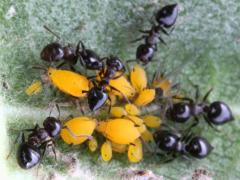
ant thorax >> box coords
[176,141,184,153]
[192,104,205,116]
[146,34,159,46]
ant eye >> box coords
[207,101,234,125]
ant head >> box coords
[106,56,124,71]
[153,130,179,152]
[43,116,62,138]
[40,42,64,62]
[167,102,191,123]
[136,44,154,64]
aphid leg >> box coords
[202,88,213,102]
[62,125,93,140]
[108,85,131,104]
[130,35,147,43]
[203,115,220,132]
[6,132,25,159]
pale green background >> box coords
[1,0,240,179]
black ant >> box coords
[167,87,234,129]
[83,56,128,111]
[40,26,80,71]
[7,116,62,169]
[153,128,213,162]
[77,41,104,71]
[130,4,179,65]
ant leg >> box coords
[130,35,147,43]
[107,96,112,113]
[6,132,25,159]
[108,85,131,104]
[126,59,136,73]
[158,36,167,46]
[62,126,93,140]
[74,99,85,115]
[172,95,194,103]
[202,88,213,102]
[112,70,125,79]
[139,29,151,34]
[56,61,66,69]
[87,75,97,80]
[203,115,219,132]
[159,26,170,36]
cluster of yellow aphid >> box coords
[26,64,172,163]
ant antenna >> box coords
[43,25,61,40]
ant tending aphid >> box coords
[13,116,62,169]
[167,87,234,129]
[130,4,179,65]
[40,26,80,70]
[153,129,213,162]
[84,56,128,111]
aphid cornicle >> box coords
[167,88,234,128]
[153,129,213,160]
[16,117,61,169]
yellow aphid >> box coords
[153,75,171,96]
[125,104,140,116]
[101,141,112,162]
[128,139,143,163]
[130,65,147,92]
[88,137,98,152]
[143,115,161,128]
[134,89,155,106]
[111,142,127,153]
[48,68,89,97]
[111,107,127,118]
[25,81,42,96]
[126,115,144,126]
[141,129,154,142]
[60,117,96,145]
[137,124,147,134]
[96,119,141,145]
[109,76,135,98]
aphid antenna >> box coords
[62,125,93,140]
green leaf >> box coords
[1,0,240,179]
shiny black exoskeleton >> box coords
[167,88,234,128]
[133,4,178,65]
[84,57,126,111]
[40,42,79,66]
[16,117,61,169]
[153,130,213,160]
[78,41,103,70]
